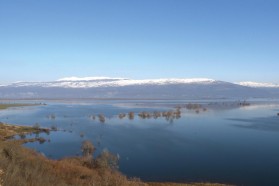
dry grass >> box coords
[0,168,3,186]
[0,122,49,140]
[0,103,40,110]
[0,140,145,186]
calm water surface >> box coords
[1,100,279,186]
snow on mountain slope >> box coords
[6,77,217,88]
[237,81,279,88]
[57,77,127,81]
[1,77,279,99]
[4,77,279,89]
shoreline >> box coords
[0,103,43,110]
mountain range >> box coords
[0,77,279,99]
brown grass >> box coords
[0,140,145,186]
[0,103,40,110]
[0,122,49,140]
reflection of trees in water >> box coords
[118,113,126,119]
[98,114,105,123]
[46,114,56,120]
[89,115,96,120]
[81,140,119,170]
[175,103,211,114]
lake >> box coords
[1,99,279,186]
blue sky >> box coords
[0,0,278,84]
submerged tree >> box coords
[174,108,181,119]
[138,112,147,119]
[128,112,135,120]
[95,149,119,170]
[81,140,95,158]
[33,123,40,129]
[118,113,126,119]
[153,111,161,119]
[98,114,106,123]
[89,115,96,120]
[47,114,56,120]
[50,125,58,131]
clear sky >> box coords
[0,0,278,84]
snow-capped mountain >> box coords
[7,77,216,88]
[56,77,125,81]
[237,81,279,88]
[0,77,278,99]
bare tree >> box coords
[128,112,135,120]
[98,114,105,123]
[95,149,119,170]
[81,140,95,158]
[118,113,126,119]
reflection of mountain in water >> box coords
[229,116,279,132]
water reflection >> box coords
[229,116,279,132]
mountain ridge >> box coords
[2,77,279,88]
[3,77,217,88]
[0,77,278,99]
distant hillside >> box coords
[0,77,278,99]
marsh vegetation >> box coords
[47,114,56,120]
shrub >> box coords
[33,123,40,129]
[80,132,85,138]
[81,140,95,158]
[95,149,119,170]
[128,112,135,120]
[118,113,126,119]
[98,114,106,123]
[50,125,58,131]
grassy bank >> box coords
[0,103,42,110]
[0,122,50,142]
[0,140,145,186]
